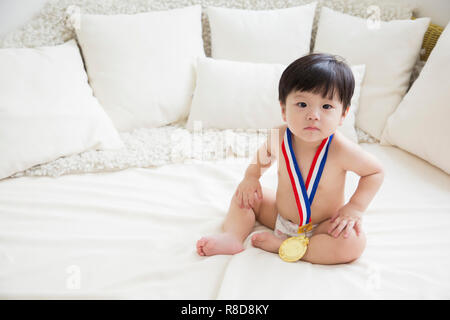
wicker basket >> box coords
[413,17,444,61]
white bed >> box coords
[1,143,449,299]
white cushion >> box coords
[337,64,366,143]
[313,7,430,140]
[207,3,317,65]
[0,40,123,180]
[381,23,450,174]
[187,57,286,130]
[74,5,205,131]
[186,57,365,143]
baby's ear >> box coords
[280,103,287,121]
[339,106,349,125]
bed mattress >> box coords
[0,143,449,299]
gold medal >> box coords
[278,235,309,262]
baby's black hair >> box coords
[278,53,355,114]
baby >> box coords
[196,53,384,265]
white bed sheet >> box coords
[0,143,449,299]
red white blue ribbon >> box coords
[281,127,333,229]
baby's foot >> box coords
[251,232,284,254]
[196,233,244,256]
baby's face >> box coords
[280,90,347,142]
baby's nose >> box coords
[307,110,320,120]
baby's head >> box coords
[278,53,355,141]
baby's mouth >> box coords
[304,126,320,131]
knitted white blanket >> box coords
[10,122,270,178]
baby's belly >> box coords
[276,184,345,225]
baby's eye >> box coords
[322,104,333,110]
[297,102,307,108]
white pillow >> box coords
[186,57,365,143]
[207,3,317,65]
[337,64,366,143]
[186,57,286,130]
[313,7,430,140]
[381,23,450,174]
[73,5,205,131]
[0,40,123,180]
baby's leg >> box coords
[251,218,366,263]
[196,187,277,256]
[300,218,366,265]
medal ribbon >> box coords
[281,127,333,230]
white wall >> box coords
[411,0,450,26]
[0,0,47,37]
[0,0,449,38]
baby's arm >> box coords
[329,136,384,238]
[245,128,278,179]
[237,127,280,209]
[340,142,384,212]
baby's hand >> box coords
[234,177,263,210]
[328,203,363,238]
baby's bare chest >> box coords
[275,148,346,224]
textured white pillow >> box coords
[0,40,123,180]
[186,57,365,143]
[314,7,430,140]
[381,23,450,174]
[207,3,317,65]
[74,5,205,131]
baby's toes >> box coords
[201,238,217,255]
[198,237,210,247]
[251,232,265,245]
[196,245,204,256]
[196,238,207,255]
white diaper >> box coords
[274,214,317,239]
